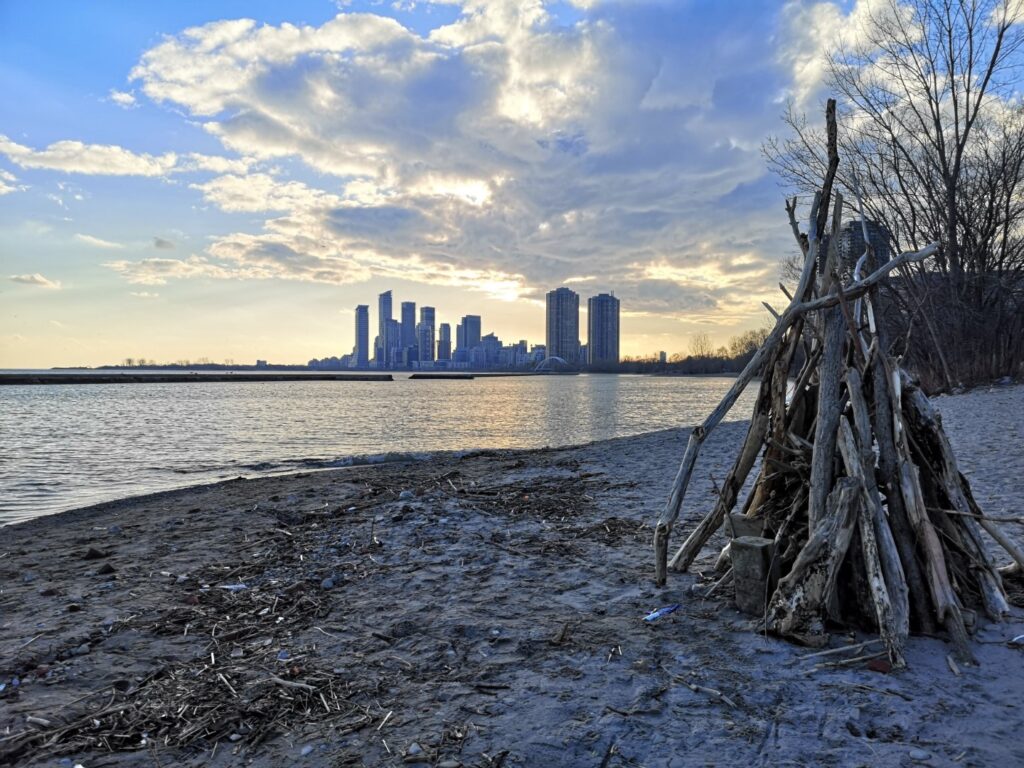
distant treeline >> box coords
[616,327,774,375]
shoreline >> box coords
[2,386,1023,766]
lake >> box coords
[0,373,758,524]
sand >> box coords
[1,382,1023,767]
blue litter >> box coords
[643,604,681,622]
[277,650,290,661]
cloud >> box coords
[109,89,137,108]
[75,233,124,249]
[153,237,175,249]
[104,255,234,285]
[130,291,160,298]
[104,3,798,319]
[0,168,17,195]
[0,135,250,177]
[10,273,62,289]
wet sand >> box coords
[1,383,1022,767]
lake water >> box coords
[0,373,758,525]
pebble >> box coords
[96,563,116,575]
[909,748,931,762]
[399,490,415,500]
[83,547,108,560]
[107,525,123,535]
[72,643,91,656]
[277,650,290,661]
[407,742,423,755]
[437,761,461,768]
[300,745,314,756]
[320,577,335,590]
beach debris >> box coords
[218,583,247,592]
[82,547,108,560]
[1009,634,1024,647]
[300,744,314,756]
[652,100,1021,668]
[643,604,680,622]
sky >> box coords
[0,0,853,368]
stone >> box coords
[731,536,777,616]
[320,577,336,590]
[107,525,123,535]
[96,563,116,575]
[399,490,415,500]
[407,743,423,755]
[300,745,314,756]
[83,547,108,560]
[909,748,931,762]
[72,643,90,656]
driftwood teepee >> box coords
[652,102,1024,666]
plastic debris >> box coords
[643,604,681,622]
[1009,634,1024,647]
[218,584,247,592]
[277,650,290,661]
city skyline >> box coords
[325,284,621,370]
[1,2,850,368]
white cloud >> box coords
[104,255,234,285]
[0,135,250,177]
[130,291,160,298]
[75,233,124,249]
[109,89,137,108]
[10,273,62,289]
[0,167,17,195]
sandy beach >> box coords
[2,383,1023,768]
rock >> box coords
[230,647,244,659]
[909,748,931,762]
[83,547,108,560]
[67,603,82,613]
[320,577,335,590]
[437,761,462,768]
[176,575,188,584]
[867,658,893,674]
[96,563,116,575]
[277,649,290,661]
[399,490,415,500]
[72,643,90,656]
[21,571,37,583]
[228,733,243,742]
[407,742,423,755]
[39,587,58,597]
[300,745,314,756]
[107,525,123,535]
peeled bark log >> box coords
[765,477,860,646]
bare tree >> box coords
[766,0,1024,390]
[689,332,714,358]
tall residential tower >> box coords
[353,304,369,368]
[545,287,580,362]
[587,293,620,368]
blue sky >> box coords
[0,0,848,367]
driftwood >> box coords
[653,100,1023,666]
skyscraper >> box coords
[437,323,452,361]
[353,304,369,368]
[587,293,620,368]
[418,306,436,362]
[400,301,417,352]
[376,290,393,366]
[838,219,893,266]
[461,315,481,349]
[546,287,579,361]
[385,318,401,367]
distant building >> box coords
[255,359,268,369]
[546,287,580,362]
[400,301,417,354]
[418,307,436,363]
[658,351,667,364]
[838,219,893,266]
[455,314,482,363]
[587,293,620,368]
[385,318,401,368]
[437,323,452,361]
[353,304,369,368]
[375,291,393,367]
